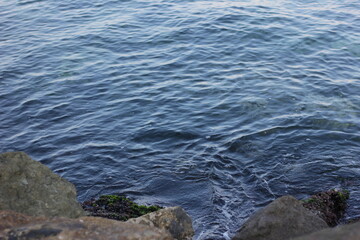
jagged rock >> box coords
[0,211,173,240]
[127,206,194,240]
[0,152,85,218]
[293,221,360,240]
[232,196,328,240]
[302,189,349,227]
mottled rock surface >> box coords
[0,210,46,231]
[0,211,173,240]
[232,196,328,240]
[293,221,360,240]
[0,152,84,218]
[127,206,194,240]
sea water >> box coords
[1,0,359,239]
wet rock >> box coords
[232,196,328,240]
[293,221,360,240]
[0,152,85,218]
[0,211,173,240]
[82,195,162,221]
[302,189,350,227]
[127,206,194,240]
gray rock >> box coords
[232,196,328,240]
[292,221,360,240]
[0,152,85,218]
[0,210,173,240]
[127,206,194,240]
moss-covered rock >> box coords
[82,195,162,221]
[302,189,350,227]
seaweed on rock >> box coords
[82,195,162,221]
[302,189,350,227]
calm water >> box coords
[1,0,360,239]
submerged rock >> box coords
[232,196,328,240]
[302,189,350,227]
[127,206,194,240]
[82,195,162,221]
[0,152,85,218]
[293,221,360,240]
[0,210,173,240]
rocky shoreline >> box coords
[0,151,359,240]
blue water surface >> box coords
[1,0,360,239]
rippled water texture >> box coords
[1,0,360,239]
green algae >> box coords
[82,194,162,221]
[302,197,320,204]
[336,189,350,203]
[302,189,350,227]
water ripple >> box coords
[1,0,360,239]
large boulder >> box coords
[127,206,194,240]
[232,196,328,240]
[293,221,360,240]
[0,152,84,218]
[0,210,173,240]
